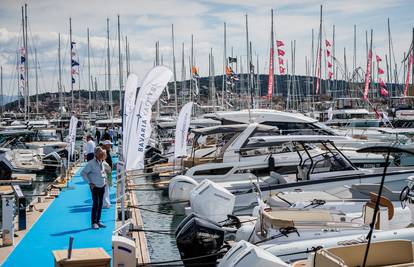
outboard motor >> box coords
[169,175,199,214]
[218,240,289,267]
[176,213,225,267]
[190,179,235,223]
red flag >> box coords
[279,66,285,74]
[380,88,389,97]
[276,40,284,47]
[376,55,382,62]
[326,50,331,57]
[278,57,284,65]
[378,67,385,75]
[328,61,333,68]
[277,49,285,56]
[379,78,386,88]
[328,71,333,79]
[374,109,381,119]
[363,49,373,101]
[226,66,233,76]
[325,39,331,47]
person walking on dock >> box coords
[102,127,111,141]
[81,147,107,229]
[84,135,96,161]
[95,128,101,144]
[101,140,113,208]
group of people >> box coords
[81,131,114,230]
[95,126,121,146]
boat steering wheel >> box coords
[400,185,414,209]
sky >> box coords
[0,0,413,97]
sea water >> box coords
[134,176,183,262]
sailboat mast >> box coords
[181,43,186,99]
[69,18,74,112]
[78,55,81,114]
[58,33,63,116]
[171,24,178,113]
[34,48,39,116]
[222,22,227,110]
[125,36,129,76]
[87,28,92,118]
[0,66,3,119]
[106,18,113,120]
[269,9,275,102]
[117,15,123,115]
[387,18,392,95]
[245,14,252,108]
[190,34,193,103]
[24,4,29,119]
[318,5,322,95]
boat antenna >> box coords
[361,147,392,267]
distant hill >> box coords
[0,95,18,106]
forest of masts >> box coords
[1,4,414,121]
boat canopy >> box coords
[204,109,318,124]
[191,123,278,136]
[247,135,350,145]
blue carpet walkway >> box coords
[2,160,117,267]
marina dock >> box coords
[0,161,119,266]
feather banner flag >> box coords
[363,49,373,100]
[267,47,274,98]
[404,51,413,97]
[125,66,173,171]
[277,49,285,56]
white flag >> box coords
[122,73,139,157]
[327,107,333,121]
[67,115,78,158]
[125,66,173,171]
[174,102,193,158]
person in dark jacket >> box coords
[102,127,111,141]
[95,128,101,144]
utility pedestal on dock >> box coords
[1,194,14,246]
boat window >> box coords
[193,167,233,176]
[303,152,354,174]
[261,121,335,136]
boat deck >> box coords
[1,161,117,267]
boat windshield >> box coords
[301,142,356,174]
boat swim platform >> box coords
[0,161,118,267]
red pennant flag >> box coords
[226,66,233,76]
[278,57,284,65]
[326,50,331,57]
[328,71,333,79]
[376,55,382,62]
[379,78,386,88]
[279,66,285,74]
[277,49,285,56]
[325,39,331,47]
[328,62,333,68]
[276,40,284,47]
[378,67,385,75]
[380,88,389,97]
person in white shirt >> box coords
[84,135,96,161]
[81,147,107,229]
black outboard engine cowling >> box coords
[176,213,225,267]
